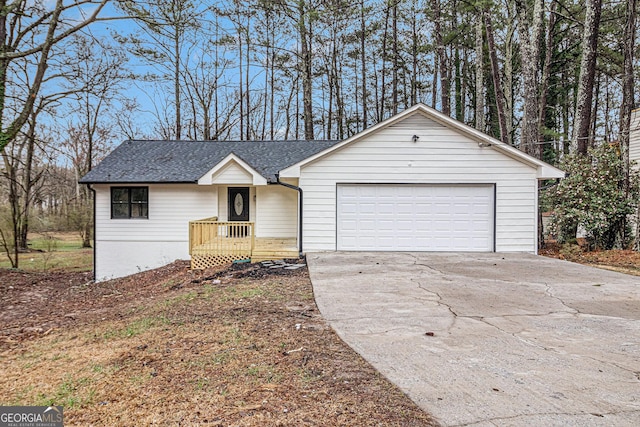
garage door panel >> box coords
[358,219,376,232]
[358,202,376,214]
[337,184,494,251]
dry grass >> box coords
[0,261,438,426]
[0,232,92,272]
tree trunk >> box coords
[410,2,419,106]
[214,19,220,140]
[1,151,19,268]
[174,28,181,140]
[573,0,602,155]
[431,54,438,109]
[391,0,399,115]
[484,9,509,143]
[538,0,557,150]
[332,41,344,139]
[516,0,545,157]
[380,3,389,120]
[474,14,484,131]
[245,24,251,140]
[262,11,270,140]
[299,2,314,140]
[270,36,275,139]
[431,0,450,115]
[360,0,368,129]
[18,112,39,251]
[239,33,244,140]
[454,46,462,121]
[504,1,516,145]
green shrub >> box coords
[545,144,639,250]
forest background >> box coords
[0,0,638,269]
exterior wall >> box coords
[255,185,298,238]
[630,109,640,170]
[94,183,217,281]
[212,161,253,184]
[630,109,640,241]
[94,182,297,280]
[298,112,539,253]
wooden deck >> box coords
[251,238,298,262]
[189,218,298,268]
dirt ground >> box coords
[540,242,640,276]
[0,260,439,426]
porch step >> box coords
[251,237,298,262]
[251,249,299,263]
[253,238,296,248]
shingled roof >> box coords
[79,139,341,184]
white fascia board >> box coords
[536,164,566,179]
[197,153,268,186]
[485,142,565,179]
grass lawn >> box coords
[0,232,92,272]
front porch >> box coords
[189,217,299,269]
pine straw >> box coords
[0,261,438,426]
[541,242,640,276]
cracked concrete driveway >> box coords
[307,252,640,427]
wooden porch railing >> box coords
[189,217,256,267]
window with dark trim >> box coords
[111,187,149,219]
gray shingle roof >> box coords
[79,140,341,184]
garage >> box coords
[279,104,565,253]
[337,184,495,251]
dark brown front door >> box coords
[228,187,250,222]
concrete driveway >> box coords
[307,252,640,427]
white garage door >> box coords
[337,184,494,251]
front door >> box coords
[228,187,250,222]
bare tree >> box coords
[61,35,127,247]
[0,0,109,154]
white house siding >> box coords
[212,161,253,184]
[298,112,539,253]
[255,185,298,238]
[630,109,640,239]
[94,183,217,281]
[630,109,640,170]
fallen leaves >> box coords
[541,243,640,276]
[0,260,438,426]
